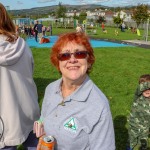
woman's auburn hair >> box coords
[50,32,95,73]
[0,3,17,42]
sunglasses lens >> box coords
[75,51,88,59]
[58,51,88,61]
[58,53,71,61]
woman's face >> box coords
[58,42,90,83]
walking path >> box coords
[92,37,150,49]
[122,40,150,49]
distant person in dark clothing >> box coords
[121,22,125,32]
[37,21,43,43]
[24,26,28,36]
[33,20,38,42]
[28,26,33,38]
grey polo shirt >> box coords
[41,76,115,150]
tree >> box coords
[78,11,87,24]
[97,16,106,24]
[132,4,150,27]
[8,12,15,20]
[55,2,67,24]
[114,7,121,12]
[113,13,122,27]
[73,11,79,20]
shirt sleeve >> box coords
[89,111,115,150]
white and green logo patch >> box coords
[64,117,78,133]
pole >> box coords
[145,18,149,42]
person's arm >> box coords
[89,111,115,150]
[33,24,36,30]
[34,24,38,32]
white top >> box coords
[0,35,40,148]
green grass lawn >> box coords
[31,45,150,150]
[86,26,145,41]
[46,25,147,41]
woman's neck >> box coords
[61,75,87,99]
[61,82,79,99]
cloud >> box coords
[123,0,150,6]
[72,0,111,5]
[71,0,88,5]
[37,0,56,3]
[94,0,110,2]
[17,1,23,5]
[92,0,111,4]
[99,0,150,7]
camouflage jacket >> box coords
[129,82,150,134]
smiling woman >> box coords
[34,32,116,150]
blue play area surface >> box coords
[26,36,131,48]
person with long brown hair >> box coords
[0,4,17,42]
[0,3,40,150]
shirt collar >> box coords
[54,76,93,102]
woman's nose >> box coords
[68,54,78,63]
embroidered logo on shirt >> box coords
[64,117,78,133]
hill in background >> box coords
[9,4,150,17]
[9,4,118,16]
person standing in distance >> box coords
[0,3,40,150]
[37,21,43,43]
[33,20,38,42]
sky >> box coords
[1,0,150,10]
